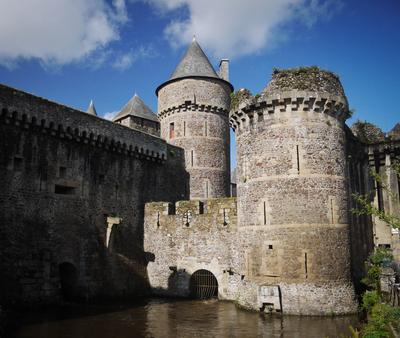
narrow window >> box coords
[14,157,23,171]
[54,185,75,195]
[157,212,160,228]
[330,198,334,224]
[59,166,67,178]
[205,180,209,198]
[296,145,300,173]
[268,245,273,250]
[183,121,186,136]
[375,162,384,212]
[204,120,208,136]
[304,253,308,279]
[169,122,175,140]
[263,201,267,225]
[191,150,194,167]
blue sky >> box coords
[0,0,399,168]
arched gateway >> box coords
[189,269,218,299]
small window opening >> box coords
[296,145,300,173]
[183,121,186,136]
[169,122,175,139]
[191,150,194,167]
[204,120,208,136]
[263,201,267,225]
[55,185,76,195]
[378,244,391,249]
[223,208,229,226]
[268,245,273,250]
[330,198,334,224]
[397,174,400,202]
[205,180,209,198]
[59,166,67,178]
[304,252,308,279]
[14,157,23,171]
[157,212,160,228]
[377,182,384,211]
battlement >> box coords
[230,90,349,132]
[0,84,168,162]
[144,197,237,230]
[158,100,229,120]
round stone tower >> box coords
[230,67,357,315]
[156,38,233,199]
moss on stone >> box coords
[230,88,253,111]
[265,66,345,97]
[351,120,386,144]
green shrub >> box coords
[361,291,379,313]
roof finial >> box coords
[192,34,196,42]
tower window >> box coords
[204,120,208,136]
[296,145,300,173]
[59,166,67,178]
[205,180,209,198]
[183,121,186,136]
[191,150,194,167]
[169,122,175,139]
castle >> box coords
[0,39,399,315]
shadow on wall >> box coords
[145,263,219,300]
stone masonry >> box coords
[156,39,233,199]
[1,39,399,318]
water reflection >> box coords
[13,298,359,338]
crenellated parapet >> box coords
[158,100,229,120]
[0,84,169,162]
[230,90,349,132]
[144,197,237,231]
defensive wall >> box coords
[0,84,189,307]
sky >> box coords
[0,0,399,168]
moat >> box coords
[11,298,360,338]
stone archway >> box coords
[189,269,218,299]
[59,262,78,301]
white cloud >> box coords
[112,45,157,70]
[103,111,118,120]
[145,0,343,58]
[0,0,128,68]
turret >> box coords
[86,100,97,116]
[113,94,160,136]
[230,67,357,315]
[156,38,233,199]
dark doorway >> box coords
[59,262,78,301]
[189,269,218,299]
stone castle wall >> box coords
[158,78,231,199]
[229,70,358,314]
[0,84,188,307]
[118,115,160,137]
[144,198,237,299]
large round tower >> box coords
[230,67,357,315]
[156,39,233,199]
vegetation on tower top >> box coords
[264,66,345,97]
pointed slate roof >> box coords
[170,38,219,80]
[113,94,158,122]
[156,38,233,95]
[86,100,97,116]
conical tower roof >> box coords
[113,94,158,122]
[86,100,97,116]
[170,38,219,80]
[156,38,233,95]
